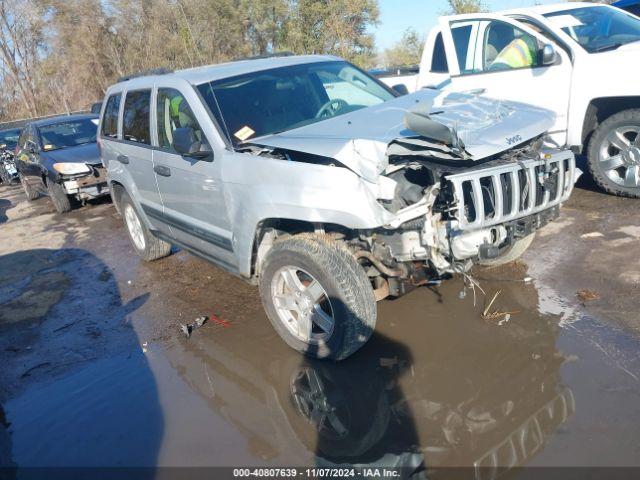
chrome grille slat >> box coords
[509,170,519,217]
[446,152,576,231]
[525,166,536,213]
[491,174,503,222]
[472,178,484,228]
[555,160,565,202]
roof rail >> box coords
[233,51,295,62]
[117,67,173,83]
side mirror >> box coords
[392,84,409,96]
[541,44,557,66]
[172,127,212,161]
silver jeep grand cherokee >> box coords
[99,55,578,360]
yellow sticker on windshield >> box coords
[234,126,255,141]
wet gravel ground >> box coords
[1,175,640,477]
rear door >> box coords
[118,89,167,233]
[437,14,573,143]
[151,85,235,270]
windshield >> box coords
[0,128,21,150]
[545,6,640,53]
[197,61,395,145]
[37,118,98,151]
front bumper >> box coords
[62,165,109,199]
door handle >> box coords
[154,164,171,177]
[117,154,129,164]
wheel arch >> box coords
[247,218,356,280]
[580,97,640,152]
[109,180,126,214]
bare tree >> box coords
[446,0,486,14]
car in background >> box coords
[613,0,640,17]
[379,2,640,198]
[14,113,109,213]
[0,127,21,184]
[90,102,102,114]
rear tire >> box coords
[587,109,640,198]
[47,180,72,213]
[119,191,172,261]
[20,174,38,201]
[479,233,535,267]
[259,234,376,361]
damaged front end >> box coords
[53,162,109,201]
[368,136,577,297]
[246,89,578,299]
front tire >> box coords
[119,191,171,261]
[587,109,640,198]
[47,181,72,213]
[479,233,535,267]
[0,165,11,185]
[259,234,376,361]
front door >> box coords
[438,14,573,145]
[152,87,235,271]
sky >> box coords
[375,0,562,49]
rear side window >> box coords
[431,32,449,73]
[101,93,121,138]
[122,90,151,145]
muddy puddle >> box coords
[3,261,640,475]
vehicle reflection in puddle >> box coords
[164,270,575,476]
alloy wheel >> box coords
[599,125,640,188]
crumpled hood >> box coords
[40,142,101,165]
[252,89,555,182]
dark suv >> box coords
[15,114,109,213]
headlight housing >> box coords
[53,163,91,175]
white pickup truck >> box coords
[379,2,640,197]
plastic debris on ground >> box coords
[181,316,208,338]
[580,232,605,239]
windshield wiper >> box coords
[591,42,622,53]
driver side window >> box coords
[451,19,540,74]
[156,88,207,152]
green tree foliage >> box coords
[382,28,424,67]
[0,0,380,122]
[446,0,486,14]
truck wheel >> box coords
[259,234,376,361]
[20,175,39,201]
[47,181,72,213]
[119,191,171,261]
[479,233,535,267]
[588,109,640,198]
